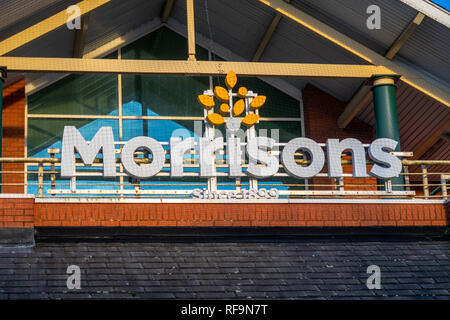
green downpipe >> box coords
[372,75,404,191]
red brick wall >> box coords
[0,198,34,228]
[0,197,446,229]
[32,202,448,227]
[2,79,25,193]
[302,84,377,190]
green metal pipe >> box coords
[372,75,404,191]
[373,77,401,149]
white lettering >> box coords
[326,138,368,178]
[61,126,116,178]
[368,138,402,179]
[246,137,279,179]
[60,126,402,181]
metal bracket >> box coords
[391,151,413,157]
[367,74,401,86]
[0,66,6,80]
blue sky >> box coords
[431,0,450,10]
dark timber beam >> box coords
[337,12,425,129]
[385,13,425,60]
[186,0,196,61]
[73,13,90,58]
[413,118,450,159]
[0,0,110,56]
[252,0,291,62]
[161,0,175,24]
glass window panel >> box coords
[209,57,300,119]
[28,52,118,115]
[27,119,119,157]
[122,76,208,117]
[211,77,300,118]
[256,121,302,142]
[122,119,205,192]
[235,176,306,193]
[121,27,211,117]
[26,171,122,196]
[213,121,302,143]
[122,119,199,142]
[256,177,306,192]
[121,26,209,61]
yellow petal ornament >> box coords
[237,87,248,98]
[225,70,237,90]
[250,95,266,109]
[219,103,230,115]
[242,114,259,127]
[232,99,245,117]
[207,113,225,126]
[198,70,265,129]
[214,86,229,103]
[197,95,215,109]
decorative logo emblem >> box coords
[197,70,266,134]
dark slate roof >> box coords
[0,237,449,299]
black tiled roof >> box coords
[0,238,449,299]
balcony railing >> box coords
[0,148,448,201]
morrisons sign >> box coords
[60,71,402,185]
[60,125,402,181]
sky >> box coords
[431,0,450,10]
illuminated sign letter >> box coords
[368,138,402,179]
[281,138,325,179]
[246,137,279,179]
[326,138,368,178]
[61,126,116,178]
[170,137,195,177]
[121,137,165,179]
[199,137,224,178]
[227,137,243,178]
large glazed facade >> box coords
[26,27,305,198]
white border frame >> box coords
[34,197,446,204]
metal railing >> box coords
[0,149,448,201]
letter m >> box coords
[61,126,116,178]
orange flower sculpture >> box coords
[197,71,266,129]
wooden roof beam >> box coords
[413,118,450,159]
[72,13,90,58]
[161,0,175,24]
[186,0,196,61]
[0,0,110,56]
[252,0,291,62]
[252,14,282,62]
[0,57,396,78]
[385,13,425,60]
[337,13,425,129]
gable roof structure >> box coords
[0,0,449,160]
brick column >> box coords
[0,79,33,246]
[301,84,377,190]
[2,79,26,194]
